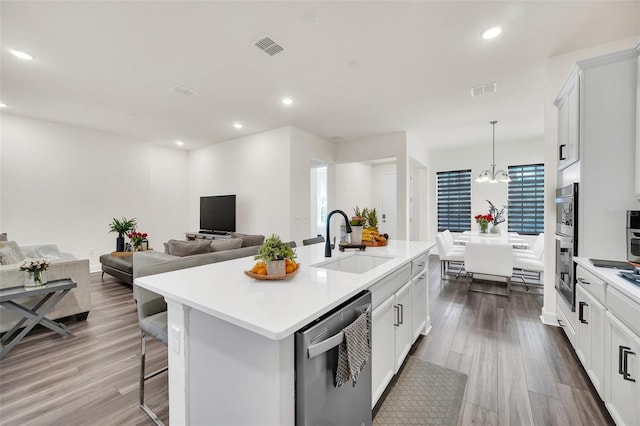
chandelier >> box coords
[476,120,510,183]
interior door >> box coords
[381,173,397,237]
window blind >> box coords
[507,164,544,235]
[437,169,471,232]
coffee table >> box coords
[0,278,77,359]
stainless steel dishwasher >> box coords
[295,290,372,426]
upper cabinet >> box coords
[555,46,640,261]
[555,71,581,170]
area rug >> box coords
[373,356,468,426]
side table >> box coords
[0,278,77,360]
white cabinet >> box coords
[393,281,412,372]
[575,284,606,398]
[411,271,428,343]
[604,312,640,426]
[556,71,580,170]
[556,294,577,349]
[371,295,396,406]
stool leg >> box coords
[140,333,146,406]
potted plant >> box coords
[108,217,137,252]
[255,234,296,275]
[350,206,368,244]
[487,200,507,234]
[128,231,148,251]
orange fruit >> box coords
[286,265,294,274]
[257,268,267,275]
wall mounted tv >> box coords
[200,195,236,234]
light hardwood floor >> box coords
[0,256,612,425]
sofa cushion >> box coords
[0,241,25,265]
[0,233,7,241]
[210,238,243,252]
[167,239,211,257]
[229,233,265,248]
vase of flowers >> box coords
[350,206,368,244]
[20,258,52,289]
[108,217,137,252]
[474,214,493,233]
[487,200,507,235]
[128,231,148,251]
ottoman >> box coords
[99,253,133,285]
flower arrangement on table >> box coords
[350,206,368,226]
[487,200,507,228]
[127,231,148,251]
[474,214,494,233]
[20,258,52,286]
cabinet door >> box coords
[576,285,606,398]
[394,281,412,372]
[558,72,580,170]
[605,312,640,426]
[411,271,428,343]
[371,295,395,407]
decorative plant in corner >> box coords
[108,217,137,252]
[254,234,297,275]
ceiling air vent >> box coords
[255,36,284,56]
[172,85,197,97]
[470,82,497,97]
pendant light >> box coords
[476,120,510,183]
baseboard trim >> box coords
[539,307,558,326]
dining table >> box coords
[455,231,529,249]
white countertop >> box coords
[135,240,434,340]
[574,257,640,305]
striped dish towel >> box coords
[335,308,371,387]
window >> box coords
[437,169,471,232]
[508,164,544,234]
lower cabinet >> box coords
[411,271,428,343]
[393,281,412,372]
[575,284,606,398]
[604,312,640,426]
[371,295,396,406]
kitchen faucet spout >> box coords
[325,210,352,257]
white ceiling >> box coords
[2,1,639,150]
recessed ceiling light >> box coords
[233,122,243,129]
[281,97,293,105]
[0,103,7,108]
[175,140,184,146]
[481,26,502,40]
[9,49,34,60]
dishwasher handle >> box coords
[306,303,371,359]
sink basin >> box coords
[312,253,394,274]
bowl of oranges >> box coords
[244,234,299,281]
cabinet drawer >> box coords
[411,254,428,277]
[607,286,640,336]
[370,264,411,310]
[576,265,606,305]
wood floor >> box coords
[0,256,612,425]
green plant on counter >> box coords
[108,217,137,237]
[365,207,379,230]
[254,234,297,262]
[351,206,369,226]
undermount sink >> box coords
[312,253,394,274]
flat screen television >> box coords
[200,195,236,234]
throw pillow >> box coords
[0,232,7,241]
[0,241,25,265]
[209,238,243,252]
[229,233,265,248]
[167,239,211,257]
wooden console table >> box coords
[0,278,77,360]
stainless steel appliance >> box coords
[627,210,640,263]
[555,183,578,309]
[295,290,372,426]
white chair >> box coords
[436,233,465,279]
[513,233,544,287]
[133,284,168,426]
[464,242,514,299]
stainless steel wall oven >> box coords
[627,210,640,263]
[555,183,578,310]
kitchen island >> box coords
[134,239,434,425]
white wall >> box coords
[188,127,292,241]
[428,137,544,240]
[0,113,189,270]
[541,34,640,323]
[289,127,335,243]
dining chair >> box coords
[302,236,325,246]
[513,233,544,287]
[435,233,465,279]
[133,284,168,426]
[464,242,513,299]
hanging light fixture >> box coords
[476,120,510,183]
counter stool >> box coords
[134,284,168,425]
